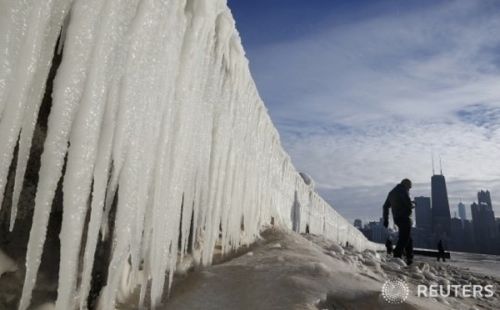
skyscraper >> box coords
[471,190,498,253]
[431,174,451,239]
[458,202,466,221]
[478,190,493,208]
[471,202,497,253]
[353,219,362,229]
[415,196,432,232]
[450,217,464,250]
[463,219,475,252]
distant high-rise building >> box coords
[462,219,475,252]
[415,196,432,232]
[458,202,466,221]
[478,190,493,208]
[450,217,465,250]
[476,191,496,239]
[413,196,433,249]
[353,219,362,229]
[471,200,497,254]
[364,219,388,243]
[431,174,451,239]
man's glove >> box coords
[383,219,389,228]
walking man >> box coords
[382,179,414,265]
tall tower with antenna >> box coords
[432,153,435,175]
[439,156,443,175]
[431,156,451,240]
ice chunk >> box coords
[390,257,407,267]
[329,243,345,255]
[423,270,437,281]
[270,243,282,249]
[0,249,17,277]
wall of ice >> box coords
[0,0,381,309]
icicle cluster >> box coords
[0,0,380,309]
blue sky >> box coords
[228,0,500,222]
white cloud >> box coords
[245,0,500,218]
[286,118,500,187]
[249,0,500,125]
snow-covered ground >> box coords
[161,229,499,310]
[2,228,500,309]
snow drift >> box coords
[0,0,380,309]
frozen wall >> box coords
[0,0,381,309]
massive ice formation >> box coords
[0,0,380,309]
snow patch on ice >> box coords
[270,243,282,249]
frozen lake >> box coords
[447,251,500,279]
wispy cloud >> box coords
[238,0,500,220]
[250,0,500,123]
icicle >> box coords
[4,0,75,307]
[56,12,70,55]
[0,1,383,309]
[55,0,143,308]
[78,81,118,310]
[0,0,71,211]
[0,1,31,122]
[17,1,95,309]
[8,39,56,231]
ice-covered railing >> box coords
[0,0,381,309]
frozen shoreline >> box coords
[162,229,500,310]
[443,252,500,279]
[2,228,500,309]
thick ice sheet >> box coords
[0,1,381,309]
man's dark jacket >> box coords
[383,183,412,223]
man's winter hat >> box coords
[401,178,412,189]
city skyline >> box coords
[348,177,500,225]
[357,180,500,255]
[356,191,497,225]
[352,168,498,225]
